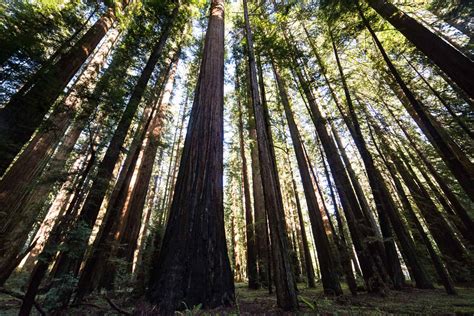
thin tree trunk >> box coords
[273,61,342,296]
[373,121,471,281]
[236,72,259,289]
[358,5,474,200]
[117,54,179,269]
[383,98,474,221]
[242,0,298,308]
[292,64,388,294]
[19,144,96,316]
[290,169,316,288]
[315,136,358,294]
[366,116,457,295]
[74,53,177,299]
[405,57,473,139]
[255,55,273,291]
[331,36,433,289]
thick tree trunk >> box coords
[146,0,235,311]
[365,0,474,99]
[359,6,474,200]
[273,62,342,296]
[331,38,433,289]
[236,73,259,289]
[0,5,124,173]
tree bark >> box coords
[331,37,433,289]
[146,0,235,311]
[366,0,474,99]
[273,62,342,296]
[0,30,119,281]
[358,5,474,200]
[0,4,125,173]
[236,72,259,290]
[292,64,388,294]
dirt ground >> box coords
[1,282,474,315]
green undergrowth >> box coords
[1,281,474,315]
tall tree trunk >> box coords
[385,104,474,239]
[302,27,381,239]
[365,0,474,99]
[374,121,471,281]
[331,36,433,289]
[405,57,473,139]
[0,31,119,281]
[289,168,316,288]
[242,0,298,309]
[292,64,388,294]
[255,55,273,291]
[236,72,259,289]
[19,144,96,315]
[117,54,179,270]
[316,136,358,294]
[366,117,457,295]
[53,9,177,283]
[273,62,342,296]
[278,121,316,289]
[358,5,474,200]
[74,53,178,299]
[147,0,235,311]
[0,4,126,173]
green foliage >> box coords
[43,273,78,311]
[177,302,203,315]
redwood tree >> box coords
[147,0,235,311]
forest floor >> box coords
[1,282,474,315]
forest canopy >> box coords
[0,0,473,314]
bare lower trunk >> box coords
[147,1,235,311]
[273,61,342,296]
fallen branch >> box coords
[0,287,46,316]
[104,296,132,315]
